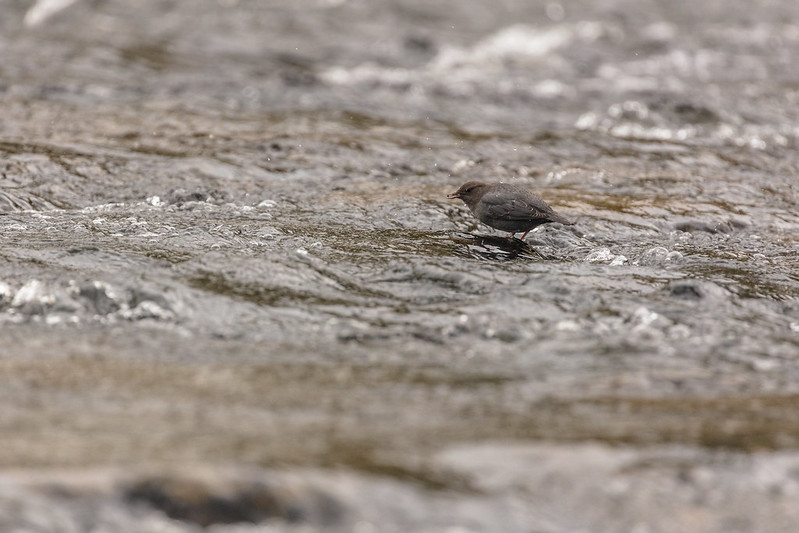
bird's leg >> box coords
[508,232,516,240]
[519,230,531,240]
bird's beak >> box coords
[447,192,460,199]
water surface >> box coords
[1,0,798,531]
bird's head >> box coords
[447,181,489,209]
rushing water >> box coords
[1,0,798,532]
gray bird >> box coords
[448,181,572,240]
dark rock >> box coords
[124,475,344,527]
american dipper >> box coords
[448,181,572,239]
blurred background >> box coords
[1,0,798,532]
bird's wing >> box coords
[480,190,552,221]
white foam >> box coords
[24,0,79,27]
[432,25,574,70]
[12,280,53,307]
[321,24,580,88]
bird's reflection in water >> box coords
[450,233,548,261]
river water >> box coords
[1,0,798,532]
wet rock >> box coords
[668,282,704,300]
[124,475,344,527]
[671,102,720,124]
[280,68,319,87]
[404,35,436,54]
[124,288,177,321]
[73,281,122,316]
[164,189,208,205]
[667,280,729,301]
[0,281,14,307]
[163,189,233,207]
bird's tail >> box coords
[550,212,574,225]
